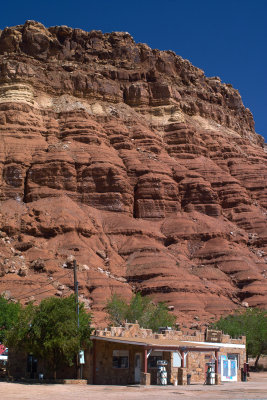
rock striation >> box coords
[0,21,266,328]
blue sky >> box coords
[1,0,266,141]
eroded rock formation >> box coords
[0,21,266,329]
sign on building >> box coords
[205,329,222,343]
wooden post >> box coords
[215,350,220,384]
[73,260,80,379]
[141,348,151,385]
[181,351,184,368]
[215,350,218,374]
[144,348,148,373]
[93,340,96,384]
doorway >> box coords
[134,353,141,383]
[220,355,237,382]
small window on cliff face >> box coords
[133,183,142,219]
[3,165,23,187]
[107,168,115,187]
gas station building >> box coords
[8,323,246,385]
[85,323,246,385]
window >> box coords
[112,350,129,369]
[173,352,182,367]
[227,353,239,368]
[148,351,163,369]
[148,356,162,368]
[27,354,38,377]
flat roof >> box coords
[90,335,223,351]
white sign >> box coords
[79,350,85,364]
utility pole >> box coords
[73,260,79,328]
[73,259,81,379]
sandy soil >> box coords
[1,372,267,400]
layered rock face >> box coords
[0,21,266,329]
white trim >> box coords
[183,340,245,349]
[91,337,186,348]
[91,336,245,349]
[91,336,147,346]
[147,349,152,358]
[92,337,182,348]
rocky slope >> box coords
[0,21,266,329]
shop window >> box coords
[112,350,129,369]
[148,351,163,368]
[148,356,162,368]
[173,352,182,367]
[227,353,239,368]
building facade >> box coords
[87,324,246,385]
[9,323,246,385]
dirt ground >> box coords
[1,372,267,400]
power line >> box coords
[18,287,57,301]
[17,284,73,301]
[16,270,72,301]
[17,272,73,301]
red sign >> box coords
[0,344,6,355]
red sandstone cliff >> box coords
[0,21,266,329]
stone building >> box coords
[87,323,246,385]
[9,323,246,385]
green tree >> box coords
[6,295,92,379]
[0,296,21,343]
[213,308,267,368]
[144,301,176,333]
[106,292,176,332]
[106,293,128,326]
[4,301,35,352]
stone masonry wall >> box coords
[95,323,245,346]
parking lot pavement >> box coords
[1,373,267,400]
